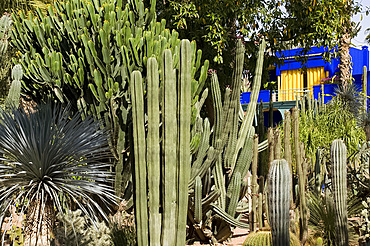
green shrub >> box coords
[299,98,365,159]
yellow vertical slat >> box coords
[290,70,294,101]
[292,71,296,101]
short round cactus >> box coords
[243,231,300,246]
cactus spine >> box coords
[268,159,292,246]
[331,139,348,246]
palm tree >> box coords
[0,104,118,245]
[338,0,358,89]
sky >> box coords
[352,0,370,47]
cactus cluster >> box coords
[130,40,193,245]
[185,39,266,242]
[11,0,209,201]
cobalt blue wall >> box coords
[275,46,369,79]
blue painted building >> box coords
[241,46,370,125]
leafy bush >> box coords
[299,98,365,159]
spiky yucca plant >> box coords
[0,104,118,245]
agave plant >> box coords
[334,82,364,117]
[0,104,118,245]
[308,192,362,245]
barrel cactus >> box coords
[243,231,300,246]
[267,159,292,246]
[330,139,348,246]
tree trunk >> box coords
[339,30,351,89]
[339,0,353,89]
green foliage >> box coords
[298,97,365,160]
[308,192,362,246]
[0,0,53,14]
[9,225,24,246]
[52,209,112,246]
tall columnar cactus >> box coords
[250,134,259,231]
[330,139,348,246]
[0,14,11,57]
[130,40,192,246]
[283,110,293,208]
[185,39,266,242]
[5,64,23,108]
[268,159,292,246]
[292,107,308,244]
[130,70,148,246]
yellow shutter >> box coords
[278,69,303,101]
[278,67,326,101]
[307,67,326,97]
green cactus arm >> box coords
[161,48,177,246]
[227,171,241,218]
[194,176,202,223]
[147,57,161,246]
[175,39,192,245]
[233,39,266,167]
[211,204,249,229]
[5,65,23,109]
[250,134,259,231]
[130,70,148,246]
